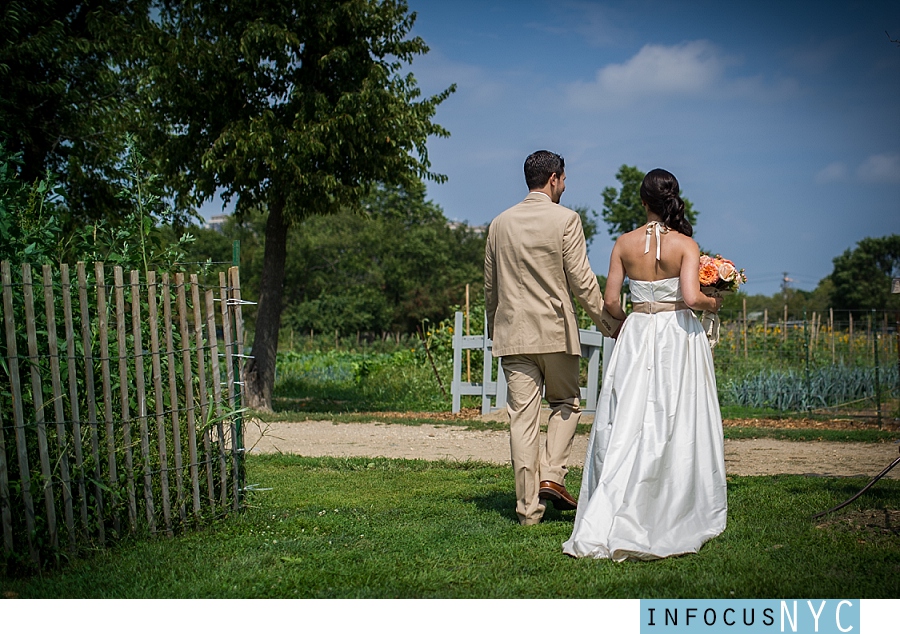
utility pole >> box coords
[781,271,793,301]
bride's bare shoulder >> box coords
[666,230,698,250]
[615,226,646,245]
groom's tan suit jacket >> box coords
[484,192,606,357]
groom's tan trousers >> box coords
[502,352,581,525]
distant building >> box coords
[447,220,487,235]
[206,214,229,233]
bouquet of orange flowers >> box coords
[698,254,746,348]
[699,254,747,297]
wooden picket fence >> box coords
[0,261,247,568]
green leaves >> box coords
[829,235,900,310]
[0,0,147,221]
[0,144,71,265]
[273,181,485,336]
[136,0,454,221]
[601,164,699,238]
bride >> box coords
[563,168,727,561]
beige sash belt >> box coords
[631,301,690,314]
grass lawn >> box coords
[2,455,898,599]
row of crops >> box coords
[711,311,899,416]
[721,366,899,412]
[272,310,900,418]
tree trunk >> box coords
[243,199,288,411]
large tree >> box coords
[601,164,698,238]
[280,181,484,336]
[134,0,454,410]
[829,234,900,310]
[0,0,146,220]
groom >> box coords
[484,150,613,525]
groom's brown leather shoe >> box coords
[539,480,577,511]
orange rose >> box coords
[699,262,719,286]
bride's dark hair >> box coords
[640,168,693,237]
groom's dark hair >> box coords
[524,150,565,190]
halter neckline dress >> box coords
[562,222,727,561]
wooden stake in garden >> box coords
[742,297,748,359]
[849,312,854,357]
[867,312,872,364]
[465,283,471,383]
[418,324,447,399]
[783,304,788,344]
[830,308,835,365]
[813,311,822,350]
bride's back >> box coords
[615,224,692,282]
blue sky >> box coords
[197,1,900,297]
[401,0,900,296]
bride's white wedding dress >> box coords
[563,276,727,561]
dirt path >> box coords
[244,419,900,479]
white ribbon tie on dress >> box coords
[644,221,668,260]
[642,222,668,369]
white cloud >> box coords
[565,40,800,110]
[815,154,900,185]
[566,40,729,109]
[815,162,848,183]
[856,153,900,183]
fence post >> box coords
[61,264,90,540]
[481,314,493,415]
[229,245,246,507]
[873,309,881,428]
[0,402,11,555]
[130,269,156,534]
[23,264,60,549]
[77,263,105,545]
[43,265,76,549]
[1,262,38,563]
[895,310,900,411]
[803,309,811,412]
[146,271,173,536]
[113,266,137,534]
[162,273,186,523]
[830,308,834,365]
[586,325,601,412]
[451,312,462,413]
[783,304,788,345]
[178,273,202,517]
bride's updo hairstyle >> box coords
[640,168,693,237]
